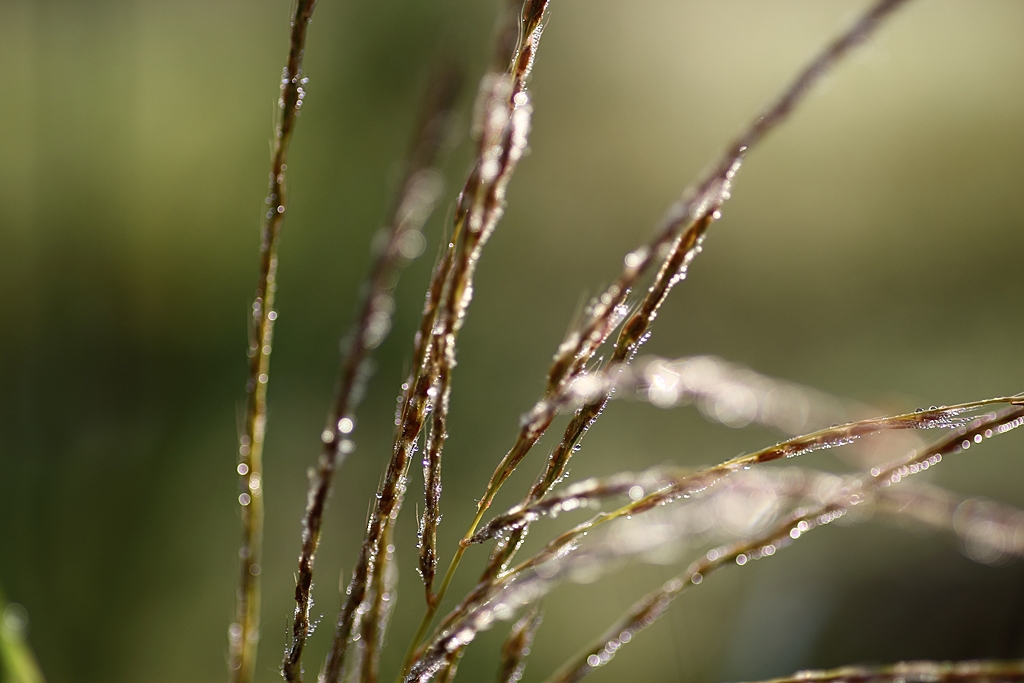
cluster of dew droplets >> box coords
[277,66,309,116]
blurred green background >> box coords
[1,0,1023,682]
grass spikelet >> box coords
[434,649,465,683]
[7,0,1024,681]
[526,214,715,506]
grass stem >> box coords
[231,3,317,682]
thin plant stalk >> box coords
[331,2,551,681]
[521,354,865,436]
[417,209,716,658]
[282,64,460,683]
[230,2,316,681]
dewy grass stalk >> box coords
[281,62,461,683]
[210,1,1024,683]
[231,2,317,682]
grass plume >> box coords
[3,1,1021,683]
[219,1,1021,683]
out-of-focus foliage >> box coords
[1,590,45,683]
